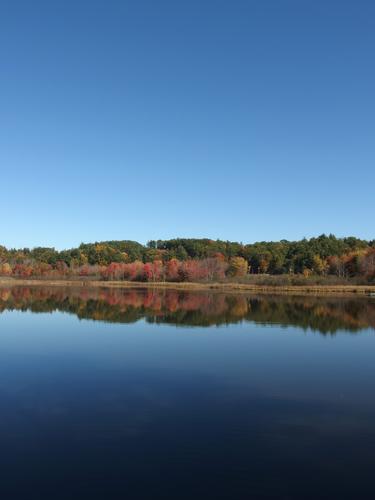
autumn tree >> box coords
[312,255,328,275]
[228,257,248,277]
[360,249,375,280]
[166,259,180,281]
[0,263,12,276]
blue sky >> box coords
[1,0,374,249]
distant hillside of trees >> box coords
[0,235,374,282]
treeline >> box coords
[0,235,374,282]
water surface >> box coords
[0,286,374,499]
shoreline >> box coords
[0,277,374,295]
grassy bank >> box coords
[0,277,374,295]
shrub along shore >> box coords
[0,277,374,296]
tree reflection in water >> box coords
[0,286,374,334]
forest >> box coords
[0,235,374,283]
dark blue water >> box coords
[0,287,375,499]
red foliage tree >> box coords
[166,259,180,281]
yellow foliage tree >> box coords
[228,257,248,277]
[312,255,328,275]
[0,263,12,276]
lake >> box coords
[0,286,375,499]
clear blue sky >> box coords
[1,0,374,249]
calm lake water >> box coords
[0,286,375,499]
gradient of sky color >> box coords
[1,0,374,249]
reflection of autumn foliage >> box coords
[0,286,375,333]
